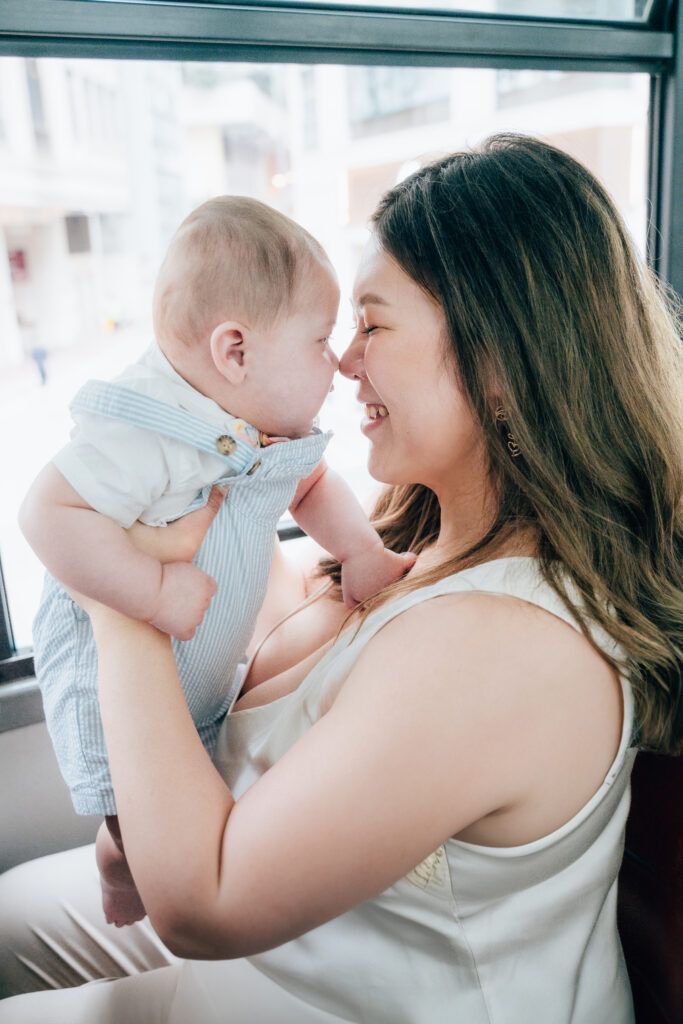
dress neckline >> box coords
[233,556,541,717]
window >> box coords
[25,58,48,150]
[301,68,318,150]
[348,68,451,137]
[65,214,91,254]
[0,0,679,681]
[242,0,659,21]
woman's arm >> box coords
[92,611,235,946]
[92,589,608,961]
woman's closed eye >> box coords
[350,314,380,336]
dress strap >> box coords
[71,380,261,477]
[351,557,583,649]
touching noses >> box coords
[339,331,366,381]
[328,347,340,373]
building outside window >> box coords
[0,0,678,673]
[25,58,49,150]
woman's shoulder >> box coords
[361,557,613,691]
[361,579,583,681]
[343,567,624,846]
[349,557,625,764]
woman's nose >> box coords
[339,334,365,381]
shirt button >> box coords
[246,458,262,475]
[216,434,237,455]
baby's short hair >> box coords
[153,196,330,347]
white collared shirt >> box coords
[53,342,262,528]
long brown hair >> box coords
[320,134,682,754]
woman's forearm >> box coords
[92,610,234,940]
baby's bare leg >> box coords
[96,816,147,927]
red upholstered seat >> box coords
[617,752,683,1024]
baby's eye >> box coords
[361,325,377,335]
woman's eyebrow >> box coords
[356,292,389,308]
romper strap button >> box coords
[216,434,237,455]
[246,458,262,475]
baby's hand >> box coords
[148,561,217,640]
[340,542,416,609]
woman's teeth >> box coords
[365,404,388,420]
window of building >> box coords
[301,69,318,151]
[0,0,678,679]
[347,68,451,138]
[25,58,49,150]
[65,214,91,255]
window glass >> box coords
[0,58,649,648]
[231,0,657,24]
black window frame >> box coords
[0,0,681,684]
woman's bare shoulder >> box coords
[354,588,620,715]
[363,587,577,657]
[337,588,623,846]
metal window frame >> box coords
[0,1,674,70]
[0,0,680,685]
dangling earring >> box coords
[506,435,521,458]
[494,406,521,458]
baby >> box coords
[20,196,414,927]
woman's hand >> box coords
[124,486,226,639]
[64,487,226,627]
[126,485,226,564]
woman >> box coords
[0,134,680,1023]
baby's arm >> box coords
[290,462,415,607]
[19,463,216,640]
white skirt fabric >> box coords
[0,845,351,1024]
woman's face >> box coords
[340,237,485,498]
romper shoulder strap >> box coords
[71,379,260,476]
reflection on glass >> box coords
[230,0,656,23]
[0,58,649,647]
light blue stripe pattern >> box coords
[71,381,259,475]
[33,381,331,815]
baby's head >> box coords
[153,196,340,438]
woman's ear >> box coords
[210,321,249,385]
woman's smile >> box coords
[342,237,482,495]
[361,402,389,434]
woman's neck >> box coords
[413,528,538,576]
[419,475,539,573]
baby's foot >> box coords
[100,880,147,927]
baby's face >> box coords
[245,265,340,438]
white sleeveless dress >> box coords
[181,556,634,1024]
[0,557,635,1024]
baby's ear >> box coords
[210,321,248,385]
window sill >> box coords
[0,675,44,733]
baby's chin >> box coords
[263,420,314,441]
[284,416,319,439]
